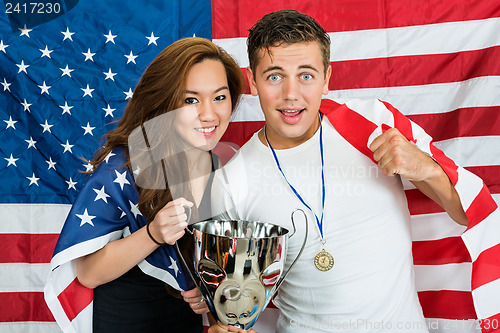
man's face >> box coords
[247,41,331,149]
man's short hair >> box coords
[247,9,331,76]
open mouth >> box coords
[195,126,216,134]
[278,108,304,117]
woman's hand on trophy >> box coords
[208,323,256,333]
[181,288,209,314]
[149,198,194,245]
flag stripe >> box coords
[410,213,467,242]
[0,263,49,292]
[0,292,54,322]
[212,0,500,38]
[472,243,500,290]
[0,204,70,234]
[414,263,471,292]
[417,290,477,320]
[413,237,471,265]
[57,278,93,323]
[0,234,58,264]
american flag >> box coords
[0,0,499,332]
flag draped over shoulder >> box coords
[0,0,211,332]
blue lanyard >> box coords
[264,117,326,239]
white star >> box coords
[21,99,32,112]
[25,137,37,149]
[82,122,95,136]
[82,48,96,62]
[93,185,110,203]
[61,140,74,153]
[104,152,116,163]
[38,81,51,95]
[114,170,130,190]
[129,200,142,218]
[83,162,94,172]
[146,32,159,46]
[40,120,53,133]
[102,104,116,117]
[104,30,117,44]
[103,68,117,81]
[60,64,74,77]
[76,208,95,227]
[4,116,16,129]
[124,51,138,64]
[81,84,94,97]
[1,78,11,92]
[61,27,75,41]
[123,88,133,100]
[117,206,126,219]
[19,25,33,38]
[46,157,57,170]
[0,40,8,53]
[16,60,29,74]
[39,45,53,58]
[66,177,77,190]
[5,154,18,167]
[59,101,73,115]
[27,173,40,186]
[168,256,179,275]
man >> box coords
[212,10,497,333]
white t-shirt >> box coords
[211,117,428,333]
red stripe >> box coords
[0,234,58,263]
[330,46,500,90]
[412,237,471,265]
[0,292,55,322]
[418,290,477,320]
[466,184,498,229]
[212,0,500,38]
[221,121,264,148]
[405,189,445,215]
[380,100,415,143]
[466,165,500,194]
[408,106,500,141]
[481,312,500,333]
[57,278,93,322]
[472,243,500,290]
[430,144,459,185]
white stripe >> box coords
[214,17,500,65]
[472,276,500,319]
[426,318,481,333]
[411,213,467,241]
[454,167,488,212]
[461,208,500,262]
[0,263,49,292]
[0,323,62,333]
[433,137,500,167]
[414,263,472,292]
[0,204,70,233]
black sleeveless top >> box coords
[92,154,219,332]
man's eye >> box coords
[214,95,226,101]
[268,74,280,81]
[185,97,198,104]
[302,74,313,80]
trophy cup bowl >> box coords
[176,210,307,330]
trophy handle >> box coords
[275,208,308,291]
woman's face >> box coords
[174,59,232,151]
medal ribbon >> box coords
[264,116,326,239]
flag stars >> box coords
[104,30,117,44]
[103,68,117,81]
[82,84,94,97]
[4,116,17,129]
[146,32,159,46]
[83,48,96,62]
[82,122,95,135]
[40,120,53,133]
[39,46,53,58]
[124,88,133,100]
[114,170,130,190]
[61,140,74,153]
[76,208,95,227]
[60,101,73,115]
[125,51,138,64]
[66,177,77,190]
[103,104,116,117]
[5,154,18,167]
[104,152,116,163]
[46,157,57,170]
[0,40,8,53]
[19,25,33,38]
[1,78,11,92]
[26,137,37,149]
[27,173,40,186]
[168,256,179,276]
[61,27,75,41]
[83,162,94,172]
[16,60,29,74]
[94,185,110,203]
[38,81,51,95]
[129,201,142,218]
[21,99,32,112]
[60,65,74,77]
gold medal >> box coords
[314,249,334,271]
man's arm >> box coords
[370,127,468,226]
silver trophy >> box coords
[176,209,308,330]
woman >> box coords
[44,37,248,332]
